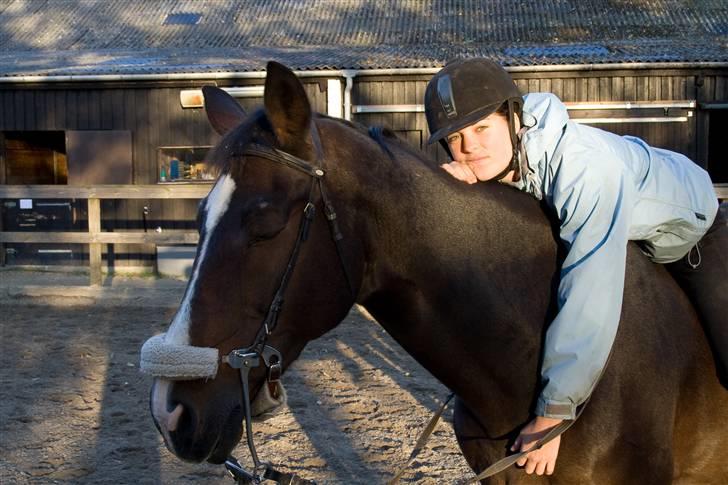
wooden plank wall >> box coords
[352,76,431,157]
[514,71,697,159]
[0,70,725,268]
[0,80,327,267]
[352,69,728,168]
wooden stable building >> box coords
[1,0,727,270]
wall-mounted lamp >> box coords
[180,86,265,108]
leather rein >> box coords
[221,126,354,485]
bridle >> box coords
[220,124,355,484]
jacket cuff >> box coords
[535,396,577,420]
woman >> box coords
[424,58,726,476]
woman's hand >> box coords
[511,416,563,476]
[440,161,478,184]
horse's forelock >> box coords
[207,108,273,179]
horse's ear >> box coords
[264,61,311,150]
[202,86,247,136]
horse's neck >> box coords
[349,147,559,432]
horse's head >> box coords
[141,62,360,464]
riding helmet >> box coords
[425,58,524,180]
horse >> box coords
[141,61,728,483]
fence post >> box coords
[88,197,102,286]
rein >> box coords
[221,126,354,485]
[387,394,586,484]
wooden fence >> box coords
[0,185,211,285]
[0,183,726,286]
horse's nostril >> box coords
[167,403,184,432]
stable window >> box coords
[157,146,214,183]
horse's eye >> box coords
[243,201,288,246]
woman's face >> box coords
[446,112,514,182]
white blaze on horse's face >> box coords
[165,174,237,346]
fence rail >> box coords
[0,185,211,285]
[0,184,213,199]
[1,183,726,286]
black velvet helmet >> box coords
[425,58,524,180]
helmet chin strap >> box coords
[485,97,522,182]
[487,150,518,182]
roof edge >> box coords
[2,62,728,83]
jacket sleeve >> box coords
[535,152,635,420]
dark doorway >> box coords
[3,131,67,184]
[708,110,728,183]
[1,131,83,266]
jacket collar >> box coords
[503,93,569,199]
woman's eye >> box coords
[476,125,488,132]
[447,134,460,144]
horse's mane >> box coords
[313,113,431,167]
[328,114,558,234]
[367,126,400,161]
[208,107,436,183]
[366,124,440,169]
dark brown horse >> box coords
[142,62,728,483]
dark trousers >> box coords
[665,203,728,388]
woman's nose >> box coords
[461,134,481,154]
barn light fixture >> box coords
[179,86,265,108]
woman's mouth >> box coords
[466,157,489,165]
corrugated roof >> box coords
[0,0,726,77]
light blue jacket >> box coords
[511,93,719,420]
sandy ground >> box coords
[0,293,474,484]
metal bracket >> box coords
[261,346,283,383]
[223,346,281,373]
[223,350,262,370]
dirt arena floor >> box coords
[0,298,474,484]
